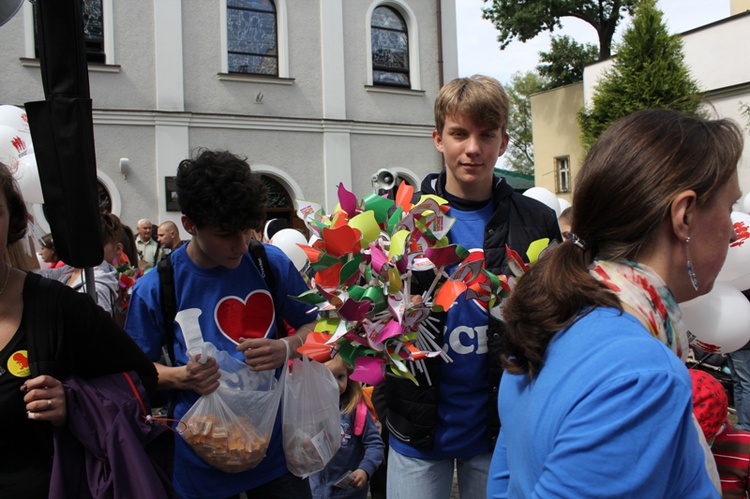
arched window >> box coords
[97,180,112,213]
[227,0,278,76]
[371,6,409,88]
[261,175,307,235]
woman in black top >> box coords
[0,161,158,497]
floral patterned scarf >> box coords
[589,259,688,361]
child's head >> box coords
[100,212,124,264]
[39,233,58,263]
[558,206,573,238]
[690,369,728,441]
[433,75,509,136]
[326,355,349,396]
[325,355,362,415]
[176,149,267,234]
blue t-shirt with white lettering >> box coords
[391,201,493,459]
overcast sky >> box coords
[455,0,731,84]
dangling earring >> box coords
[685,236,699,291]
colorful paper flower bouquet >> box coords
[291,182,548,386]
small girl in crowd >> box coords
[38,233,64,268]
[309,355,384,498]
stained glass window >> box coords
[371,6,409,88]
[81,0,104,63]
[227,0,278,76]
[34,0,105,63]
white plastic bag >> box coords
[282,356,341,477]
[175,309,284,473]
[180,342,283,473]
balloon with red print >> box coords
[681,283,750,354]
[0,124,32,168]
[12,154,44,204]
[716,211,750,286]
[0,105,32,142]
[0,105,43,204]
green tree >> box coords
[482,0,637,60]
[504,71,547,175]
[537,35,599,90]
[578,0,704,150]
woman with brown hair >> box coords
[0,161,159,497]
[488,109,744,498]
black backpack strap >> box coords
[249,239,275,291]
[155,255,178,419]
[248,239,285,338]
[157,254,177,366]
[25,272,65,378]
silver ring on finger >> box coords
[47,399,52,409]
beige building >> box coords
[531,0,750,204]
[529,82,583,205]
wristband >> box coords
[281,335,303,352]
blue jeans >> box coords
[728,350,750,430]
[386,448,491,499]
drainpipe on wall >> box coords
[435,0,446,171]
[436,0,444,88]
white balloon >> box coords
[12,154,44,204]
[557,198,571,213]
[681,283,750,354]
[0,124,32,168]
[0,105,31,139]
[523,187,561,217]
[269,228,308,271]
[716,211,750,283]
[727,272,750,292]
[742,192,750,215]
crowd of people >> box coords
[1,73,748,499]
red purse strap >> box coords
[122,371,184,433]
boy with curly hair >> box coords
[126,149,317,499]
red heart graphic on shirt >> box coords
[215,291,275,344]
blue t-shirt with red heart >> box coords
[126,243,317,499]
